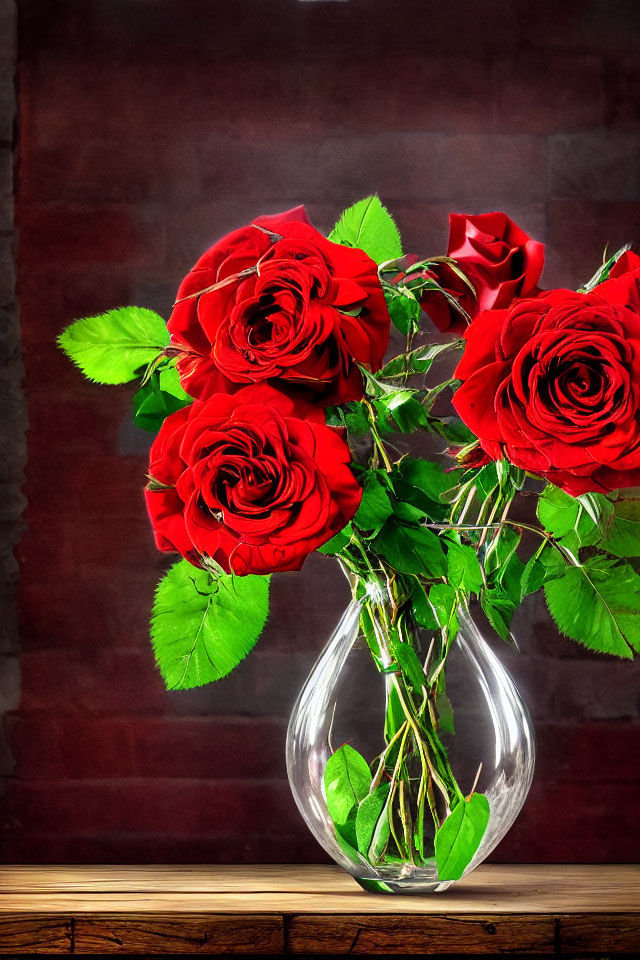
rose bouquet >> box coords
[59,197,639,889]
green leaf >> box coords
[600,499,640,558]
[537,484,612,548]
[324,406,346,428]
[384,290,420,335]
[544,553,640,658]
[393,640,426,693]
[481,591,516,641]
[519,556,548,598]
[580,243,632,292]
[391,477,448,523]
[373,520,446,577]
[359,366,401,398]
[370,398,396,435]
[520,545,563,600]
[354,473,393,532]
[324,744,372,827]
[495,458,526,494]
[333,806,359,852]
[384,681,407,750]
[132,365,193,432]
[472,461,499,499]
[400,458,463,502]
[58,306,170,384]
[446,541,484,594]
[436,689,455,735]
[485,527,524,604]
[391,396,430,433]
[411,583,439,630]
[317,523,353,555]
[379,341,462,379]
[342,402,371,436]
[329,195,403,264]
[150,560,270,690]
[429,583,458,633]
[435,793,490,881]
[430,416,476,446]
[157,365,191,401]
[355,783,391,861]
[392,501,426,524]
[423,377,459,415]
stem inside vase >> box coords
[345,579,465,869]
[287,560,535,895]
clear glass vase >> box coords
[286,580,535,894]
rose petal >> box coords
[452,360,510,442]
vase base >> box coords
[354,876,454,895]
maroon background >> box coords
[3,0,640,863]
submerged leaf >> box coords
[324,744,372,828]
[393,640,426,694]
[355,783,391,861]
[435,793,490,881]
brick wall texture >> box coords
[0,0,23,842]
[2,0,640,863]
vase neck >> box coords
[340,561,394,609]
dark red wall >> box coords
[4,0,640,863]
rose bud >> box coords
[421,212,545,336]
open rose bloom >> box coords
[453,251,640,495]
[168,207,390,406]
[59,196,639,891]
[145,385,362,575]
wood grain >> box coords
[0,864,637,913]
[0,914,72,954]
[0,864,351,896]
[0,865,637,955]
[559,913,640,954]
[286,913,556,954]
[73,914,283,955]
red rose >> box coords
[145,384,362,575]
[421,212,545,335]
[168,207,390,406]
[452,260,640,495]
[608,249,640,279]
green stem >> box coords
[392,677,450,815]
[363,399,393,472]
[370,720,408,791]
[385,723,412,860]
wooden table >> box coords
[0,864,637,955]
